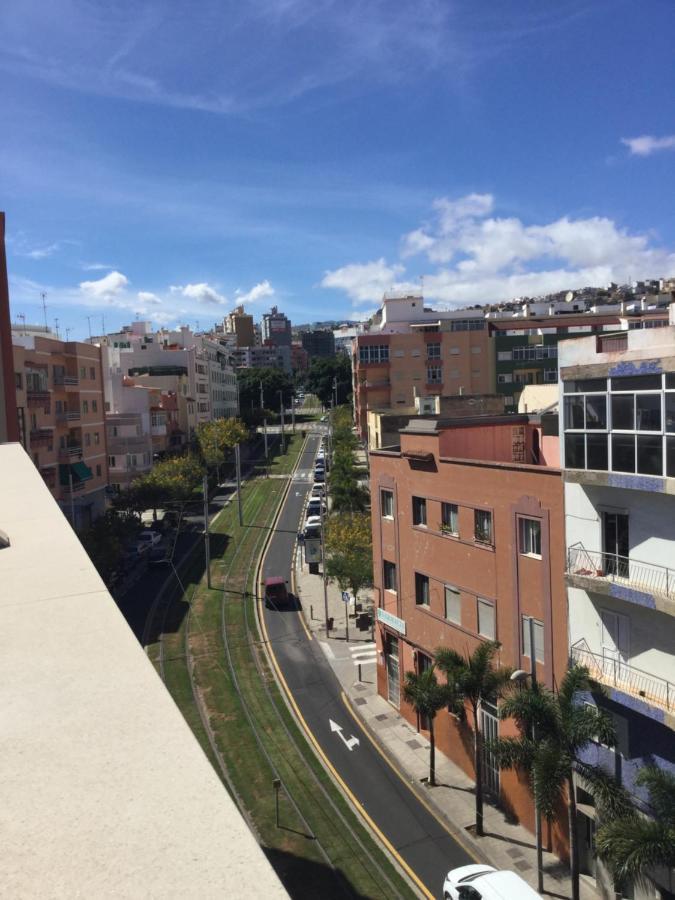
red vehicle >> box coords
[264,576,289,608]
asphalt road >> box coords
[262,431,474,899]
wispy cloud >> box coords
[321,258,412,304]
[621,134,675,157]
[170,282,227,305]
[81,261,118,271]
[235,279,275,304]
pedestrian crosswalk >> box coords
[350,642,377,667]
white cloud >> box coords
[79,270,129,301]
[235,279,275,304]
[326,193,675,308]
[137,291,162,305]
[22,242,60,260]
[321,257,410,304]
[621,135,675,157]
[170,282,227,305]
[81,261,117,271]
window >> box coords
[544,369,557,383]
[497,374,513,384]
[381,489,394,518]
[90,367,96,380]
[415,573,430,606]
[82,400,89,414]
[94,432,100,445]
[427,365,442,383]
[383,561,397,592]
[96,464,102,477]
[497,350,512,361]
[427,342,441,359]
[444,585,461,624]
[412,496,427,526]
[522,617,545,663]
[519,518,541,557]
[441,502,458,535]
[478,599,495,639]
[359,344,390,364]
[474,509,492,544]
[14,372,22,389]
[92,399,98,413]
[108,455,116,468]
[84,433,91,447]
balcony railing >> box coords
[571,639,674,712]
[56,411,81,423]
[30,429,54,447]
[566,542,675,602]
[53,374,79,387]
[26,390,51,409]
[58,445,83,460]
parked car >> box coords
[306,498,326,517]
[137,530,162,548]
[442,865,543,900]
[148,544,171,567]
[311,483,325,497]
[304,515,322,530]
[264,576,290,608]
[313,469,325,483]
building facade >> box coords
[224,305,256,347]
[352,294,494,441]
[300,328,335,358]
[559,321,675,899]
[261,306,292,347]
[370,415,568,857]
[13,334,108,529]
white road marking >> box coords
[319,641,335,660]
[329,719,360,751]
[353,659,376,667]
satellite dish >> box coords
[565,291,574,303]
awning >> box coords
[59,462,93,486]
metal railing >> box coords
[53,374,79,386]
[571,639,674,712]
[58,445,83,460]
[566,542,675,601]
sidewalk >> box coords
[294,552,598,900]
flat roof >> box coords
[0,442,286,898]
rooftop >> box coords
[0,443,285,898]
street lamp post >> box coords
[511,616,544,895]
[260,380,268,462]
[278,390,285,454]
[319,495,330,636]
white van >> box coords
[443,865,543,900]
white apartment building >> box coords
[559,317,675,899]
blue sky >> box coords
[2,0,675,339]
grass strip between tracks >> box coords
[146,433,416,899]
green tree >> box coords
[594,766,675,894]
[195,418,248,468]
[237,366,294,413]
[324,512,373,609]
[492,665,616,900]
[80,509,139,584]
[402,665,454,787]
[127,455,203,510]
[305,355,352,407]
[435,641,513,836]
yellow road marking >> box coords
[340,691,481,865]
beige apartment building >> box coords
[13,333,108,529]
[352,294,494,441]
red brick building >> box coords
[370,414,568,856]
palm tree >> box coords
[435,641,513,836]
[402,665,453,787]
[594,765,675,894]
[492,665,616,900]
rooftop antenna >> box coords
[65,327,71,341]
[17,313,26,334]
[101,313,105,334]
[86,315,93,340]
[41,292,48,331]
[54,317,60,339]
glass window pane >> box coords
[666,373,675,390]
[637,435,663,476]
[564,396,584,429]
[444,586,461,624]
[441,502,458,534]
[586,434,608,471]
[478,600,495,639]
[666,394,675,433]
[585,395,607,429]
[412,496,427,526]
[636,394,661,431]
[612,434,635,472]
[611,394,634,430]
[565,433,585,468]
[667,437,675,477]
[611,374,661,391]
[564,378,607,393]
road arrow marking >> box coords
[329,719,360,751]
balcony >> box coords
[53,374,80,389]
[40,467,56,488]
[26,389,51,410]
[58,444,83,461]
[30,428,54,447]
[56,411,81,423]
[566,542,675,614]
[571,639,674,715]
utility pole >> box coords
[41,292,48,331]
[203,473,211,589]
[86,315,93,341]
[235,443,243,526]
[320,496,330,636]
[54,317,60,339]
[278,390,285,454]
[260,380,268,463]
[291,392,296,432]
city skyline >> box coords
[2,0,675,340]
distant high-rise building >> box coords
[300,329,335,359]
[261,306,292,347]
[0,212,19,443]
[224,306,256,348]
